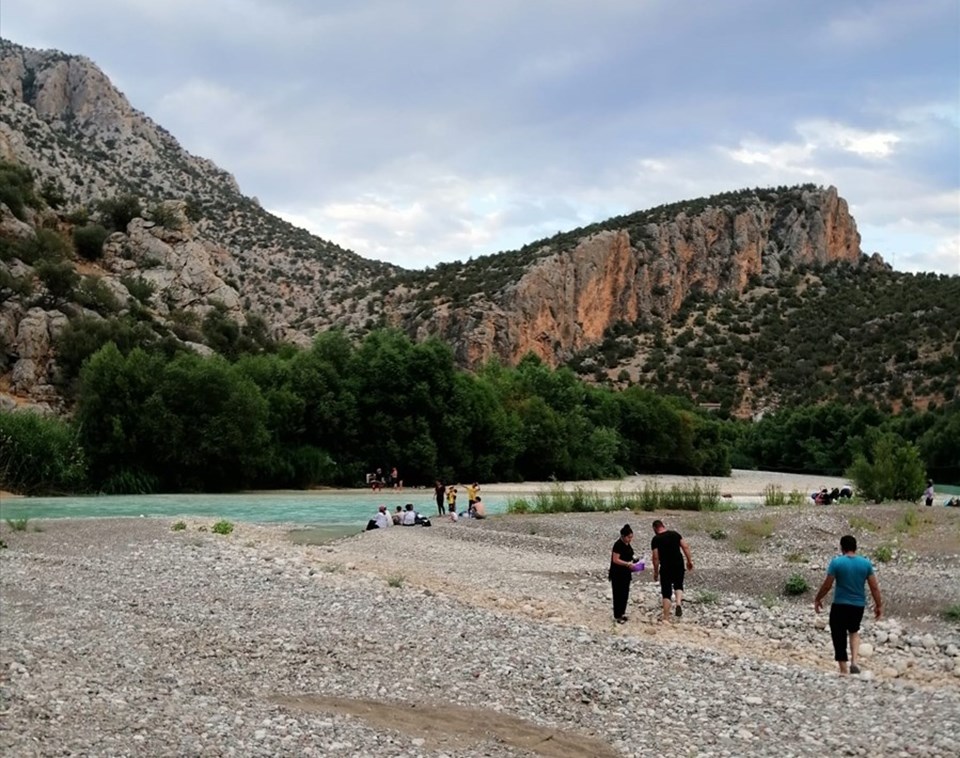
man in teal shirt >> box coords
[814,535,883,675]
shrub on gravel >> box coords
[5,518,29,532]
[784,573,809,595]
[387,574,405,588]
[695,590,719,604]
[763,484,786,506]
[873,544,894,563]
[211,520,234,535]
[944,604,960,623]
[171,521,187,531]
[708,528,727,540]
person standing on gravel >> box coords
[651,519,694,621]
[814,534,883,676]
[609,524,639,624]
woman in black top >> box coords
[609,524,637,623]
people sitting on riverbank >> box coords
[366,504,393,530]
[392,506,403,525]
[401,503,417,526]
[945,497,960,508]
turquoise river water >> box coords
[0,490,514,527]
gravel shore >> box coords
[2,503,959,757]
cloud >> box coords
[2,0,957,273]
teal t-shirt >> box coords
[827,554,874,606]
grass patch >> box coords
[848,515,879,533]
[0,538,7,549]
[785,550,806,563]
[761,593,779,609]
[708,528,727,540]
[211,520,234,535]
[171,521,187,531]
[5,518,29,532]
[895,507,933,537]
[787,489,806,506]
[695,590,720,604]
[733,537,756,554]
[387,574,405,588]
[508,482,721,514]
[741,516,777,539]
[318,563,343,574]
[784,573,809,596]
[943,604,960,623]
[872,544,894,563]
[763,484,786,507]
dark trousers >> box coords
[611,574,631,619]
[829,603,865,661]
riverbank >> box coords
[1,503,958,756]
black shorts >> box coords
[659,568,684,599]
[829,603,865,634]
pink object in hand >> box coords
[632,560,645,572]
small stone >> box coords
[744,696,762,705]
[859,643,874,658]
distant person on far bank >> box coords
[609,524,639,624]
[814,534,882,676]
[651,519,694,621]
[924,480,935,507]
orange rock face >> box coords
[411,187,862,369]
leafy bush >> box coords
[73,224,110,260]
[695,589,719,604]
[211,520,234,535]
[708,528,727,540]
[98,194,142,232]
[74,276,121,315]
[944,604,960,623]
[35,260,79,304]
[0,160,41,220]
[0,410,87,495]
[784,573,809,595]
[120,275,155,305]
[5,518,29,532]
[149,202,181,230]
[387,574,405,588]
[0,268,32,304]
[872,544,894,563]
[506,498,531,514]
[171,521,187,531]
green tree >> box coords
[0,410,87,494]
[846,433,926,503]
[73,224,110,260]
[98,194,142,232]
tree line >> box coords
[1,329,734,495]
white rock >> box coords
[858,643,874,658]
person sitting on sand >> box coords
[401,503,417,526]
[366,505,393,530]
[472,497,486,520]
[392,506,403,525]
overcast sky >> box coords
[3,0,958,273]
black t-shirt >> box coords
[609,538,635,579]
[651,530,684,571]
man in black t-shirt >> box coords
[651,519,694,621]
[609,524,638,624]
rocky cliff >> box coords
[387,185,862,367]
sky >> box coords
[2,0,958,274]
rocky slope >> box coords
[0,39,395,339]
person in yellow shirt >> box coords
[446,486,458,515]
[466,482,480,515]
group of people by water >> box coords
[365,479,487,531]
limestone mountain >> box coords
[1,38,957,419]
[0,38,396,339]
